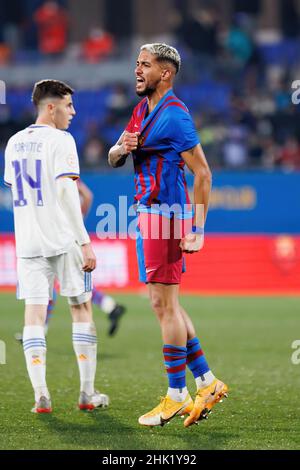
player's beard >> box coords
[136,85,156,97]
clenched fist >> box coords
[179,233,204,254]
[121,131,140,154]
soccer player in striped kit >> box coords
[109,43,228,427]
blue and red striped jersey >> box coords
[125,89,200,217]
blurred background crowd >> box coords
[0,0,300,172]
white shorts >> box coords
[17,242,92,303]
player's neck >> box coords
[147,86,172,114]
[35,116,56,128]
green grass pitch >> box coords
[0,292,299,450]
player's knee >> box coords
[24,300,48,326]
[150,295,165,317]
[68,291,92,306]
[151,297,178,322]
[69,292,93,322]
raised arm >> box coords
[108,131,140,168]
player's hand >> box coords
[121,131,140,154]
[81,243,96,272]
[180,233,204,253]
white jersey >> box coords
[4,125,80,258]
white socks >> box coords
[23,323,98,402]
[196,370,216,389]
[72,322,97,395]
[167,372,216,401]
[100,295,116,314]
[23,325,49,402]
[167,386,188,402]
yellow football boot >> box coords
[138,393,194,427]
[184,379,228,427]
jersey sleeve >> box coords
[4,139,13,187]
[54,132,80,180]
[167,107,200,154]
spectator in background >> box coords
[274,79,292,112]
[248,133,264,167]
[0,106,18,149]
[178,5,219,58]
[225,18,254,67]
[222,125,248,169]
[277,136,300,170]
[82,27,114,63]
[16,106,36,132]
[0,44,11,64]
[0,0,24,51]
[105,84,133,125]
[279,0,300,38]
[271,103,300,145]
[224,16,261,91]
[34,1,68,56]
[193,113,226,169]
[231,94,256,132]
[232,0,260,33]
[82,136,107,169]
[261,137,280,169]
[0,0,24,63]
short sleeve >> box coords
[54,132,80,180]
[4,140,12,187]
[168,108,200,154]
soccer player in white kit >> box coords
[4,80,109,413]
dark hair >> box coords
[32,79,74,107]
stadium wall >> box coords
[1,171,300,294]
[0,233,299,295]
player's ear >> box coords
[47,102,55,113]
[161,69,171,81]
